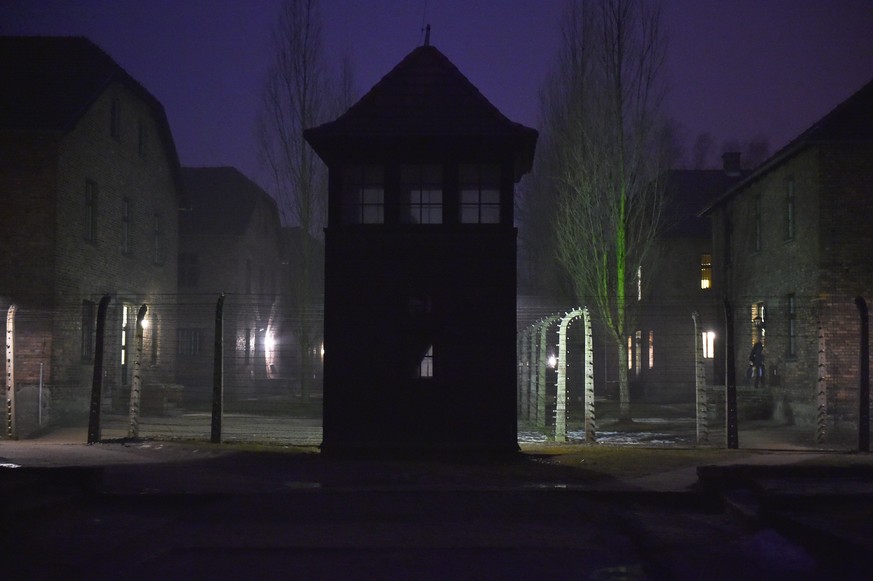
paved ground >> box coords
[2,429,872,580]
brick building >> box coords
[703,78,873,436]
[0,37,183,431]
[634,155,748,402]
[178,167,285,405]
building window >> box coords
[341,165,384,224]
[627,336,633,370]
[84,180,97,242]
[244,328,252,364]
[81,300,95,361]
[110,97,122,140]
[120,305,132,385]
[787,293,797,357]
[121,198,131,254]
[179,252,199,288]
[401,164,442,224]
[460,164,500,224]
[152,213,163,264]
[648,331,654,369]
[785,178,795,240]
[753,193,762,252]
[752,302,766,344]
[700,254,712,289]
[177,328,203,356]
[419,345,434,378]
[702,331,716,359]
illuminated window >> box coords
[627,336,633,369]
[460,164,500,223]
[120,305,132,385]
[419,345,434,378]
[84,180,97,242]
[648,331,654,369]
[702,331,716,359]
[752,302,766,344]
[402,164,442,224]
[342,165,384,224]
[700,254,712,289]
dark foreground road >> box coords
[2,442,872,580]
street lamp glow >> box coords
[548,354,557,368]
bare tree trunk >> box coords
[258,0,354,400]
[542,0,668,421]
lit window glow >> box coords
[648,331,654,369]
[702,331,716,359]
[700,254,712,289]
[419,345,434,377]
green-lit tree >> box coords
[544,0,670,419]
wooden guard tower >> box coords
[304,42,537,453]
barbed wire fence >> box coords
[517,294,872,451]
[3,292,324,446]
[3,293,870,451]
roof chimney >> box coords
[424,24,431,46]
[722,151,741,176]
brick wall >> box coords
[713,144,873,432]
[2,81,182,421]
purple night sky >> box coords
[3,0,872,193]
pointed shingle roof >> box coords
[304,44,537,174]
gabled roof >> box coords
[702,76,873,215]
[0,36,183,191]
[304,44,537,173]
[181,167,279,237]
[663,169,748,237]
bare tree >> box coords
[258,0,354,399]
[544,0,669,419]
